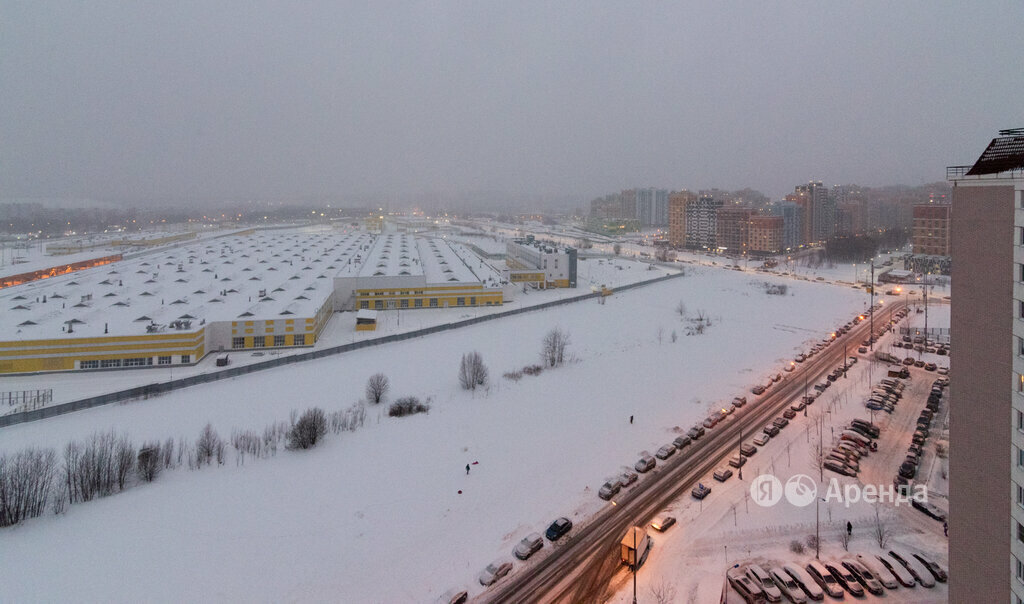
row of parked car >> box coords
[469,514,576,595]
[727,549,947,603]
[894,376,949,524]
[895,333,950,357]
[824,418,879,478]
[865,376,905,414]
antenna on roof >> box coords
[999,128,1024,136]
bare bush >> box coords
[137,442,162,482]
[195,423,224,466]
[231,430,263,464]
[503,370,523,381]
[287,407,328,450]
[459,351,489,390]
[541,328,570,367]
[675,300,687,317]
[389,396,431,417]
[328,403,365,434]
[649,579,677,604]
[789,540,805,554]
[522,364,543,376]
[64,431,127,503]
[0,447,57,527]
[366,373,390,404]
[613,243,622,255]
[763,282,788,295]
[805,534,819,550]
[115,435,135,490]
[873,505,892,549]
[162,437,175,469]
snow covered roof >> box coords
[0,228,374,339]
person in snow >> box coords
[466,464,470,475]
[846,521,852,537]
[630,415,634,424]
[943,521,948,537]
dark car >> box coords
[773,417,789,429]
[912,499,947,522]
[545,517,573,541]
[673,435,692,450]
[824,459,857,477]
[783,408,797,420]
[691,483,712,499]
[899,461,917,479]
[850,420,880,438]
[688,425,706,440]
[912,553,948,583]
[824,562,865,597]
[763,424,780,437]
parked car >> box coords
[729,454,747,468]
[714,468,734,482]
[619,470,638,487]
[545,517,572,541]
[790,401,806,412]
[855,554,898,590]
[827,452,859,472]
[769,567,807,604]
[773,417,789,429]
[911,552,948,583]
[912,499,946,522]
[805,561,845,599]
[478,560,513,586]
[673,435,692,449]
[746,565,783,603]
[728,567,768,604]
[824,561,864,597]
[783,408,797,419]
[898,461,917,480]
[649,512,676,532]
[513,533,544,560]
[888,550,935,588]
[841,558,884,595]
[598,478,622,500]
[753,433,771,446]
[752,385,767,395]
[763,425,780,437]
[873,553,916,587]
[925,362,937,371]
[782,564,824,601]
[655,444,676,460]
[824,459,857,476]
[740,443,757,457]
[436,589,469,604]
[733,396,748,407]
[688,425,705,440]
[850,419,880,438]
[635,454,656,473]
[691,483,712,499]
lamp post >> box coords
[869,261,875,351]
[632,525,638,604]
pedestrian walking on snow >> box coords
[466,464,470,475]
[943,521,948,537]
[846,521,852,537]
[630,415,634,424]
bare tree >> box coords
[675,300,687,318]
[670,329,678,343]
[0,447,57,527]
[195,423,224,466]
[839,526,851,551]
[459,351,489,390]
[649,579,678,604]
[366,373,390,404]
[114,435,135,490]
[873,504,892,548]
[613,243,622,255]
[541,328,571,368]
[137,442,162,482]
[656,326,664,344]
[287,407,328,449]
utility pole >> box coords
[869,262,875,351]
[632,526,638,604]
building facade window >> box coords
[254,337,265,348]
[1017,555,1024,583]
[457,297,465,306]
[414,299,423,308]
[470,296,476,305]
[232,337,246,349]
[158,356,172,365]
[1018,446,1024,469]
[360,301,369,309]
[400,299,409,308]
[124,358,148,367]
[274,335,286,347]
[375,300,383,310]
[80,360,99,369]
[294,334,306,345]
[100,359,122,368]
[181,355,191,364]
[430,298,438,307]
[1017,482,1024,507]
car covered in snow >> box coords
[672,435,692,450]
[887,550,935,588]
[911,552,947,583]
[872,553,916,588]
[598,478,622,500]
[650,512,676,532]
[769,566,807,604]
[691,483,711,499]
[713,468,733,482]
[841,558,883,595]
[478,560,512,586]
[824,459,857,476]
[823,561,864,597]
[655,444,676,460]
[805,560,844,599]
[782,563,823,601]
[727,567,768,604]
[753,433,770,446]
[740,443,757,457]
[634,454,656,473]
[746,565,783,602]
[513,533,544,560]
[436,589,468,604]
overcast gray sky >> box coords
[2,1,1021,206]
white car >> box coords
[855,554,898,590]
[478,560,512,586]
[873,553,916,588]
[753,433,771,447]
[769,566,807,603]
[782,564,824,601]
[888,549,935,588]
[513,533,543,560]
[746,565,782,602]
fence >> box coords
[898,326,950,344]
[0,271,684,428]
[1,389,53,413]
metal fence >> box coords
[0,271,683,428]
[898,326,951,344]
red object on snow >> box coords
[458,490,462,495]
[472,461,479,465]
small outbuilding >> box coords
[355,308,377,332]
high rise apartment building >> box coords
[716,206,754,254]
[685,191,723,250]
[912,203,952,256]
[947,129,1024,604]
[749,215,783,254]
[668,190,695,248]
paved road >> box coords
[476,302,906,603]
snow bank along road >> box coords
[478,301,905,603]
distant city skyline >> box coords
[1,2,1020,207]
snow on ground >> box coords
[1,255,674,412]
[607,305,950,604]
[0,266,870,602]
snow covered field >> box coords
[0,266,871,602]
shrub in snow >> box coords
[0,447,57,527]
[805,534,819,550]
[195,423,225,466]
[389,397,430,417]
[541,328,570,367]
[328,403,365,434]
[287,408,328,450]
[789,540,804,554]
[763,282,788,295]
[63,430,132,503]
[503,370,523,381]
[458,351,488,390]
[137,443,162,482]
[366,373,389,404]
